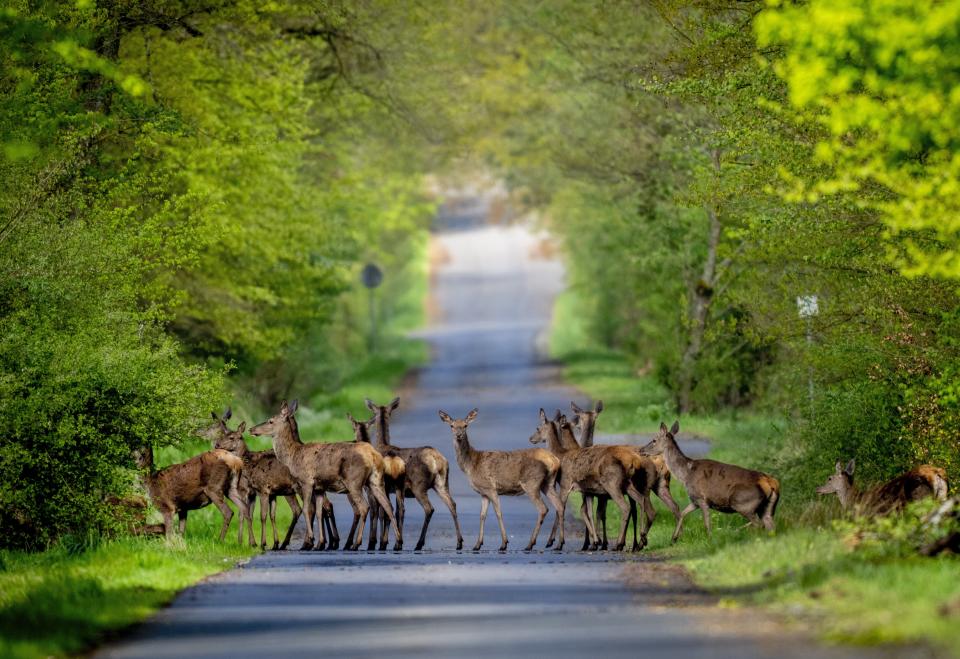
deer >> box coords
[816,459,948,515]
[206,408,304,550]
[529,410,651,551]
[567,401,681,551]
[134,443,251,543]
[250,399,401,551]
[439,408,562,551]
[348,411,407,550]
[366,397,464,551]
[643,420,780,542]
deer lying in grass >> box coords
[207,409,304,550]
[564,401,681,551]
[816,460,948,515]
[530,410,650,551]
[439,408,561,551]
[348,412,407,550]
[643,421,780,541]
[250,400,401,551]
[366,398,463,551]
[135,444,250,543]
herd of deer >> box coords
[134,397,950,552]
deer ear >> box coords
[670,420,680,435]
[465,408,479,424]
[660,421,668,433]
[223,407,232,421]
[438,410,453,424]
[279,400,288,414]
[845,459,855,475]
[211,411,219,420]
[571,401,584,414]
[835,460,843,474]
[237,421,246,433]
[389,397,400,411]
[365,398,377,412]
[346,412,355,422]
[288,399,299,415]
[595,400,604,413]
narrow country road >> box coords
[98,194,892,658]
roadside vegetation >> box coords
[552,291,960,655]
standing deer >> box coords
[135,444,250,543]
[348,412,407,550]
[250,400,401,551]
[643,421,780,541]
[816,460,948,515]
[567,401,681,550]
[366,398,463,551]
[439,408,562,551]
[530,410,651,551]
[206,409,304,550]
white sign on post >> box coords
[797,295,819,318]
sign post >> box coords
[797,295,819,408]
[362,263,383,352]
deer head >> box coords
[438,408,478,442]
[213,421,247,453]
[347,412,376,442]
[570,400,603,427]
[642,420,681,455]
[816,460,855,502]
[250,399,298,437]
[528,408,555,445]
[200,407,233,444]
[365,396,400,422]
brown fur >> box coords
[366,398,464,551]
[566,402,681,551]
[530,411,650,551]
[250,400,401,551]
[207,411,304,550]
[817,460,949,515]
[349,412,408,550]
[135,444,249,543]
[643,421,780,542]
[440,408,562,551]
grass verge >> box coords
[550,289,960,655]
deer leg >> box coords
[489,493,509,552]
[626,498,640,551]
[346,484,370,550]
[322,496,338,550]
[597,496,611,550]
[626,483,651,550]
[434,476,463,551]
[268,495,280,549]
[368,478,401,551]
[393,489,406,550]
[699,501,712,538]
[579,495,601,550]
[474,496,489,551]
[640,494,657,550]
[522,484,548,551]
[279,494,301,550]
[412,486,434,551]
[174,510,185,537]
[657,476,682,524]
[366,491,380,551]
[257,493,268,549]
[544,484,565,552]
[672,501,697,543]
[602,484,632,551]
[314,492,330,550]
[545,508,560,549]
[210,492,234,543]
[581,495,594,551]
[300,484,315,550]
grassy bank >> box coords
[550,290,960,655]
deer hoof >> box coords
[600,541,609,551]
[498,543,508,552]
[472,543,482,552]
[378,542,389,551]
[393,542,402,552]
[580,540,590,551]
[456,539,464,551]
[314,541,326,551]
[271,542,280,551]
[299,542,312,551]
[327,540,339,551]
[414,541,425,551]
[545,538,554,548]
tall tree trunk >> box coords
[678,149,722,413]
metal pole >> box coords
[368,286,376,353]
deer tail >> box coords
[759,476,780,519]
[931,468,949,501]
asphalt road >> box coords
[98,194,896,658]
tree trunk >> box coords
[677,149,722,413]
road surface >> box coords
[98,194,897,658]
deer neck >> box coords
[272,417,303,465]
[375,414,391,448]
[579,418,597,447]
[660,434,693,484]
[838,483,860,510]
[557,423,581,452]
[453,432,477,473]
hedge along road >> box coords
[98,194,888,659]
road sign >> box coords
[362,263,383,289]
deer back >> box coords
[685,459,779,511]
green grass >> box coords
[551,289,960,656]
[0,534,257,659]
